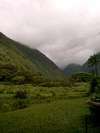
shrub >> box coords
[13,99,28,109]
[14,90,27,99]
[71,72,93,82]
[13,90,29,110]
[89,77,98,94]
[11,75,26,84]
[1,103,11,112]
[0,64,17,82]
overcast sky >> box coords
[0,0,100,68]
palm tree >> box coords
[87,54,98,76]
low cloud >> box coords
[0,0,100,67]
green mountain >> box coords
[0,32,65,84]
[83,52,100,74]
[63,64,82,75]
[63,53,100,75]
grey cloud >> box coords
[0,0,100,67]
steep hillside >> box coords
[63,64,82,75]
[14,42,64,79]
[0,32,65,84]
[83,52,100,74]
[63,53,100,75]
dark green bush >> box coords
[11,75,26,84]
[0,64,17,82]
[1,103,11,112]
[71,72,93,82]
[90,77,98,94]
[14,90,27,99]
[13,99,28,109]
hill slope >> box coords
[63,64,82,75]
[0,32,65,84]
[14,42,64,79]
[63,53,100,75]
[83,52,100,74]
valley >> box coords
[0,33,100,133]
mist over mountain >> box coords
[63,52,100,75]
[0,32,65,84]
[63,64,82,75]
[1,0,100,67]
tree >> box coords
[87,54,99,94]
[87,54,99,76]
[90,77,98,94]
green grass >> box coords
[0,98,88,133]
[0,83,100,133]
[0,83,89,112]
[0,83,89,133]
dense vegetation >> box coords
[0,83,90,133]
[0,32,100,132]
[0,33,65,85]
[0,83,100,133]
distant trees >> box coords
[90,77,98,94]
[87,54,99,76]
[14,90,27,99]
[71,72,93,82]
[87,54,100,94]
[0,64,17,82]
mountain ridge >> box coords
[0,32,65,84]
[63,52,100,75]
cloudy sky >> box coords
[0,0,100,68]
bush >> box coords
[13,99,28,109]
[1,103,11,112]
[71,72,93,82]
[89,77,98,94]
[0,64,17,82]
[39,80,68,87]
[14,90,27,99]
[13,90,29,110]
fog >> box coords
[0,0,100,67]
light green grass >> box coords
[0,83,89,112]
[0,83,100,133]
[0,83,90,133]
[0,98,88,133]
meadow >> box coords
[0,98,88,133]
[0,83,99,133]
[0,83,88,112]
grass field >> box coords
[0,83,99,133]
[0,98,88,133]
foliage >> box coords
[64,52,100,76]
[87,54,99,76]
[0,33,65,85]
[1,103,11,112]
[0,83,88,112]
[14,90,28,99]
[1,83,99,133]
[89,77,98,94]
[13,99,29,109]
[71,72,93,82]
[88,77,100,124]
